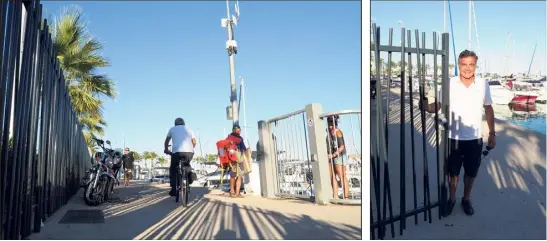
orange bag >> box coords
[216,139,238,168]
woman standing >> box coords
[326,115,349,199]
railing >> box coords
[257,104,361,206]
[370,23,450,239]
[0,0,91,239]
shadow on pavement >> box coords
[133,195,362,240]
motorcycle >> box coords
[83,138,123,206]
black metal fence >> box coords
[0,0,91,239]
[370,23,451,239]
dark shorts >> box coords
[169,152,194,189]
[447,138,483,178]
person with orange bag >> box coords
[225,124,249,198]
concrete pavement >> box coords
[29,181,362,240]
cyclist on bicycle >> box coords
[164,118,196,197]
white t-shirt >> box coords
[438,76,493,140]
[167,125,195,153]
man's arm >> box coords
[484,105,495,133]
[164,137,171,152]
[192,138,196,148]
[484,80,495,134]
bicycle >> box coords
[165,151,192,207]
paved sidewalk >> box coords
[29,181,362,240]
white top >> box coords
[167,125,195,153]
[438,76,493,140]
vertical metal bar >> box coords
[34,21,46,232]
[433,31,441,220]
[301,114,312,196]
[406,29,418,225]
[5,1,23,238]
[0,0,10,238]
[414,30,428,222]
[421,31,432,223]
[440,32,450,217]
[399,27,407,233]
[385,29,393,145]
[372,23,382,239]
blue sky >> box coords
[371,1,546,75]
[41,1,361,156]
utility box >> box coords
[226,106,233,120]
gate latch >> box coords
[310,154,317,162]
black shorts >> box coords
[447,138,483,178]
[169,152,194,188]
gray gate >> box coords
[258,104,362,205]
[262,109,314,199]
[370,23,451,239]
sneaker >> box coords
[443,199,456,217]
[461,198,474,216]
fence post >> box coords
[257,120,276,198]
[304,103,331,205]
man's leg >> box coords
[169,154,181,196]
[463,176,475,200]
[444,139,463,217]
[461,139,483,216]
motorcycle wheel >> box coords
[104,179,114,201]
[84,182,99,206]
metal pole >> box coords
[225,0,239,126]
[444,1,447,33]
[241,77,249,146]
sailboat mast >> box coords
[504,32,511,77]
[527,36,539,76]
[468,0,472,50]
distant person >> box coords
[326,115,350,199]
[423,50,496,216]
[122,148,135,186]
[226,124,248,198]
[164,118,196,197]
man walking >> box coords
[424,50,496,216]
[122,148,135,186]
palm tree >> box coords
[142,151,151,177]
[206,154,218,162]
[149,152,158,176]
[132,152,142,162]
[51,5,116,150]
[157,156,167,167]
[194,156,207,163]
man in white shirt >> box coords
[424,50,496,216]
[164,118,196,196]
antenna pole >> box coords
[224,0,239,126]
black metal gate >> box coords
[0,0,91,239]
[370,23,451,239]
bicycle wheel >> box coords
[184,174,190,206]
[175,168,181,203]
[181,170,188,207]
